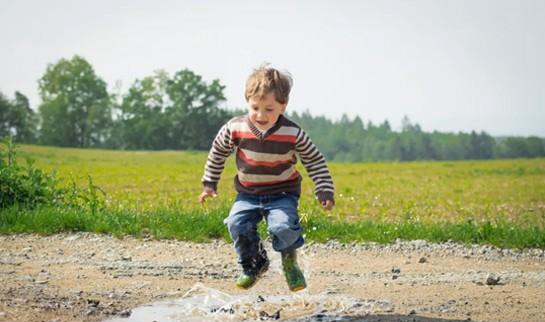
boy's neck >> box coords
[247,114,285,139]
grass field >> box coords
[2,144,545,248]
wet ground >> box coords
[104,283,394,322]
[0,233,544,322]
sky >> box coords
[1,0,544,137]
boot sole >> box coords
[290,284,307,292]
[236,283,255,290]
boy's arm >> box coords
[295,129,335,206]
[201,122,235,195]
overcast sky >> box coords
[1,0,544,136]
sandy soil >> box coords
[0,233,544,322]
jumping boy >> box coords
[199,64,335,292]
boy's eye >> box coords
[266,109,274,112]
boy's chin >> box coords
[254,122,272,130]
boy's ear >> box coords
[281,102,288,113]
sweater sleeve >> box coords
[295,129,335,204]
[201,122,235,192]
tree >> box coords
[11,92,37,143]
[525,136,545,157]
[38,56,112,147]
[165,69,228,150]
[0,93,11,138]
[497,136,545,158]
[115,70,170,149]
[0,91,37,142]
[468,131,495,159]
[112,69,230,150]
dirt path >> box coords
[0,233,544,322]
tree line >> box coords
[1,55,544,162]
[290,113,545,161]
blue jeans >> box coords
[224,192,304,266]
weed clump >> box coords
[0,137,104,211]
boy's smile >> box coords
[247,93,287,131]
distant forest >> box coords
[1,55,544,162]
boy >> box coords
[199,64,334,292]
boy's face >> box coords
[247,93,287,131]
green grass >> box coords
[0,205,230,242]
[2,205,543,249]
[1,144,544,248]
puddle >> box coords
[104,283,392,322]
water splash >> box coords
[104,283,392,322]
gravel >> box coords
[1,233,544,322]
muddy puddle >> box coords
[104,283,393,322]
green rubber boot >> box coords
[236,273,257,289]
[281,250,306,292]
[235,247,269,290]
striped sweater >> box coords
[202,114,335,203]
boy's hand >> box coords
[198,188,217,204]
[321,200,334,211]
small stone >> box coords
[486,274,500,286]
[418,257,428,263]
[87,299,100,308]
[84,308,96,316]
[65,235,80,241]
[19,247,32,255]
[259,309,280,320]
[409,309,416,315]
[391,267,401,274]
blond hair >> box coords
[245,63,293,104]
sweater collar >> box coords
[246,114,285,140]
